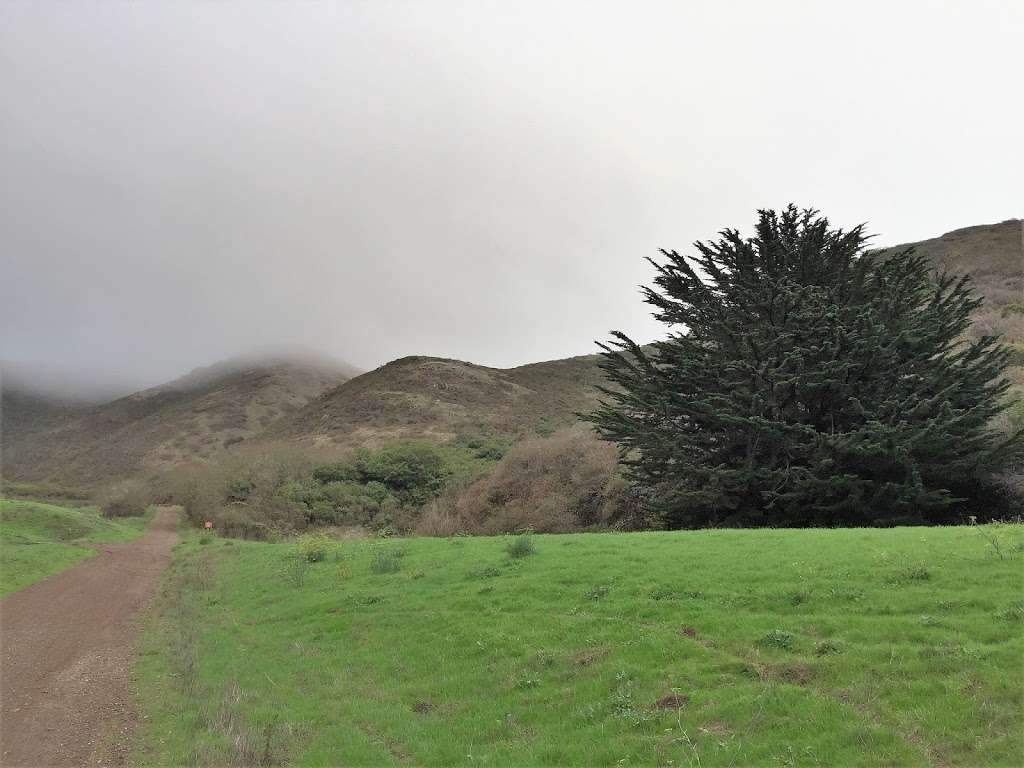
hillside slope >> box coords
[875,218,1022,345]
[271,352,607,448]
[2,353,358,485]
[273,218,1022,451]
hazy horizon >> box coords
[2,1,1021,396]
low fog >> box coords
[2,1,1021,397]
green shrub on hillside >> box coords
[291,532,336,563]
[353,442,453,505]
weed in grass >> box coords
[281,557,311,588]
[649,585,678,601]
[505,535,535,559]
[292,533,335,563]
[970,521,1023,561]
[920,615,941,627]
[827,586,865,602]
[886,564,931,585]
[370,550,402,574]
[814,640,843,656]
[585,585,611,601]
[759,629,795,649]
[921,643,982,661]
[787,588,812,606]
[470,566,502,579]
[532,649,556,668]
[995,601,1024,622]
[199,535,212,545]
[607,673,656,728]
[355,594,384,606]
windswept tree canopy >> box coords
[591,206,1021,528]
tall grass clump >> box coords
[505,534,535,559]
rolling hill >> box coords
[271,218,1022,451]
[269,352,608,448]
[1,352,359,487]
[874,217,1022,348]
[3,219,1019,489]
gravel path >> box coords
[0,507,179,767]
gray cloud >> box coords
[2,0,1021,392]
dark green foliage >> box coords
[505,534,536,558]
[353,442,453,506]
[591,205,1022,528]
[269,441,499,532]
[311,463,360,484]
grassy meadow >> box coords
[0,498,151,596]
[135,524,1024,767]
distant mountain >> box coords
[1,352,359,485]
[0,360,146,407]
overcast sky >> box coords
[2,0,1021,394]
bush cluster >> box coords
[416,426,654,536]
[98,478,150,518]
[166,439,502,538]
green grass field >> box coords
[0,498,152,596]
[135,524,1024,767]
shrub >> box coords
[98,478,150,518]
[505,535,535,559]
[312,462,360,484]
[215,507,273,540]
[814,640,843,656]
[424,426,651,536]
[355,442,454,505]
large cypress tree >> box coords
[590,206,1021,528]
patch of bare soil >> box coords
[0,507,179,767]
[654,693,689,709]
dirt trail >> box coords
[0,506,179,767]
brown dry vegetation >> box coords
[271,352,608,448]
[2,355,355,487]
[416,425,650,535]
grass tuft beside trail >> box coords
[136,525,1024,767]
[0,498,151,596]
